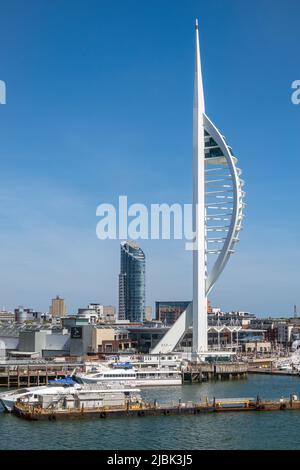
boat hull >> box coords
[135,379,181,386]
[0,397,15,412]
[78,377,182,387]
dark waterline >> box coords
[1,374,300,450]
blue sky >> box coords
[0,0,299,316]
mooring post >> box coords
[256,394,260,408]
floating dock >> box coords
[13,395,300,421]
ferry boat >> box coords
[74,364,182,387]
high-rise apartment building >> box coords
[118,241,145,322]
[49,296,66,318]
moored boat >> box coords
[73,365,182,387]
[0,377,81,412]
[14,383,142,417]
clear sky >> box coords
[0,0,299,316]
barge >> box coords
[12,394,300,421]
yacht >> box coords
[275,349,300,372]
[0,377,81,412]
[16,383,142,412]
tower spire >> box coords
[194,18,205,113]
[192,18,207,353]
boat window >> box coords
[13,389,29,395]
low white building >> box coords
[277,323,293,345]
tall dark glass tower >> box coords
[118,241,145,322]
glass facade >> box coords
[155,301,190,325]
[118,241,145,323]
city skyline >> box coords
[0,1,299,316]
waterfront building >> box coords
[91,326,115,353]
[241,341,272,354]
[49,296,66,318]
[0,324,22,356]
[127,325,168,353]
[18,327,70,358]
[0,324,70,359]
[155,301,190,326]
[127,320,266,355]
[69,324,93,357]
[68,323,137,356]
[118,241,145,323]
[93,326,136,354]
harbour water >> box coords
[1,374,300,450]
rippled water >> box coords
[1,374,300,450]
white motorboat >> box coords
[0,378,81,412]
[16,383,142,411]
[275,349,300,372]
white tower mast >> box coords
[193,19,207,353]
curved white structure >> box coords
[152,20,245,356]
[204,114,245,296]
